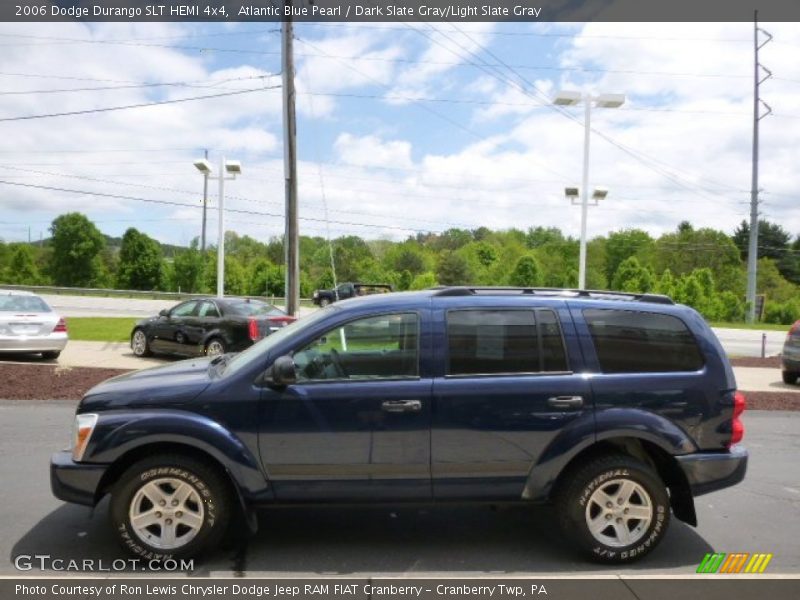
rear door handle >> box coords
[547,395,584,410]
[381,399,422,413]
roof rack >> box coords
[430,286,674,305]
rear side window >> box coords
[446,309,568,376]
[583,309,704,373]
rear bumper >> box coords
[0,333,67,353]
[50,450,108,506]
[782,356,800,372]
[676,445,748,496]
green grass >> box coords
[65,317,138,342]
[709,321,791,332]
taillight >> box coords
[268,316,295,329]
[53,318,67,333]
[788,320,800,338]
[729,391,746,447]
[248,318,259,341]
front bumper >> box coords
[50,450,108,506]
[0,333,68,354]
[676,445,748,496]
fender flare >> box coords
[86,410,272,507]
[523,408,697,502]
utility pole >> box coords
[282,4,300,316]
[200,148,209,253]
[217,154,226,299]
[746,10,772,323]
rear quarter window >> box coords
[583,308,704,373]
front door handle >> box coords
[547,395,584,410]
[381,399,422,413]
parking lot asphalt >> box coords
[2,401,797,577]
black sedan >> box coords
[130,297,295,358]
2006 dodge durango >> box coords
[51,287,747,563]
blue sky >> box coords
[0,20,798,247]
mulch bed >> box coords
[0,363,130,401]
[729,356,783,369]
[740,391,798,411]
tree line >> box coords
[1,212,799,324]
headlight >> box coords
[71,413,98,462]
[313,291,319,298]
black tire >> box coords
[319,298,331,307]
[41,351,60,360]
[554,454,670,564]
[204,337,226,356]
[131,328,152,357]
[110,454,232,561]
[782,371,798,385]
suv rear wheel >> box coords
[782,371,798,385]
[554,454,670,563]
[110,455,231,560]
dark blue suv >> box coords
[50,287,748,563]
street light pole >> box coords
[193,156,241,300]
[553,90,625,289]
[217,154,226,299]
[200,148,208,253]
[579,98,592,290]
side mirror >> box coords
[159,309,169,317]
[260,355,297,389]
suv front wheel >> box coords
[555,454,670,563]
[110,454,231,560]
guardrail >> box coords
[0,283,315,306]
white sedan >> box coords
[0,289,68,359]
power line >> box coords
[0,179,445,234]
[0,86,280,122]
[0,74,278,96]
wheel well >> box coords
[96,442,238,504]
[552,437,697,526]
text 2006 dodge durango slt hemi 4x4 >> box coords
[51,287,747,563]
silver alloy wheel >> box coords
[128,477,205,550]
[206,340,225,356]
[584,478,653,548]
[132,330,147,356]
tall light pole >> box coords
[554,91,625,289]
[193,156,242,298]
[200,148,209,253]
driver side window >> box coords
[171,301,197,317]
[293,313,419,382]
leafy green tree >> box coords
[436,251,473,285]
[5,244,40,284]
[48,213,106,286]
[605,229,654,283]
[654,226,741,285]
[657,269,677,298]
[717,291,744,322]
[526,226,565,249]
[171,245,205,293]
[397,270,413,291]
[410,271,437,290]
[733,220,799,284]
[674,272,704,310]
[116,228,163,290]
[611,257,654,292]
[509,254,543,287]
[732,219,791,261]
